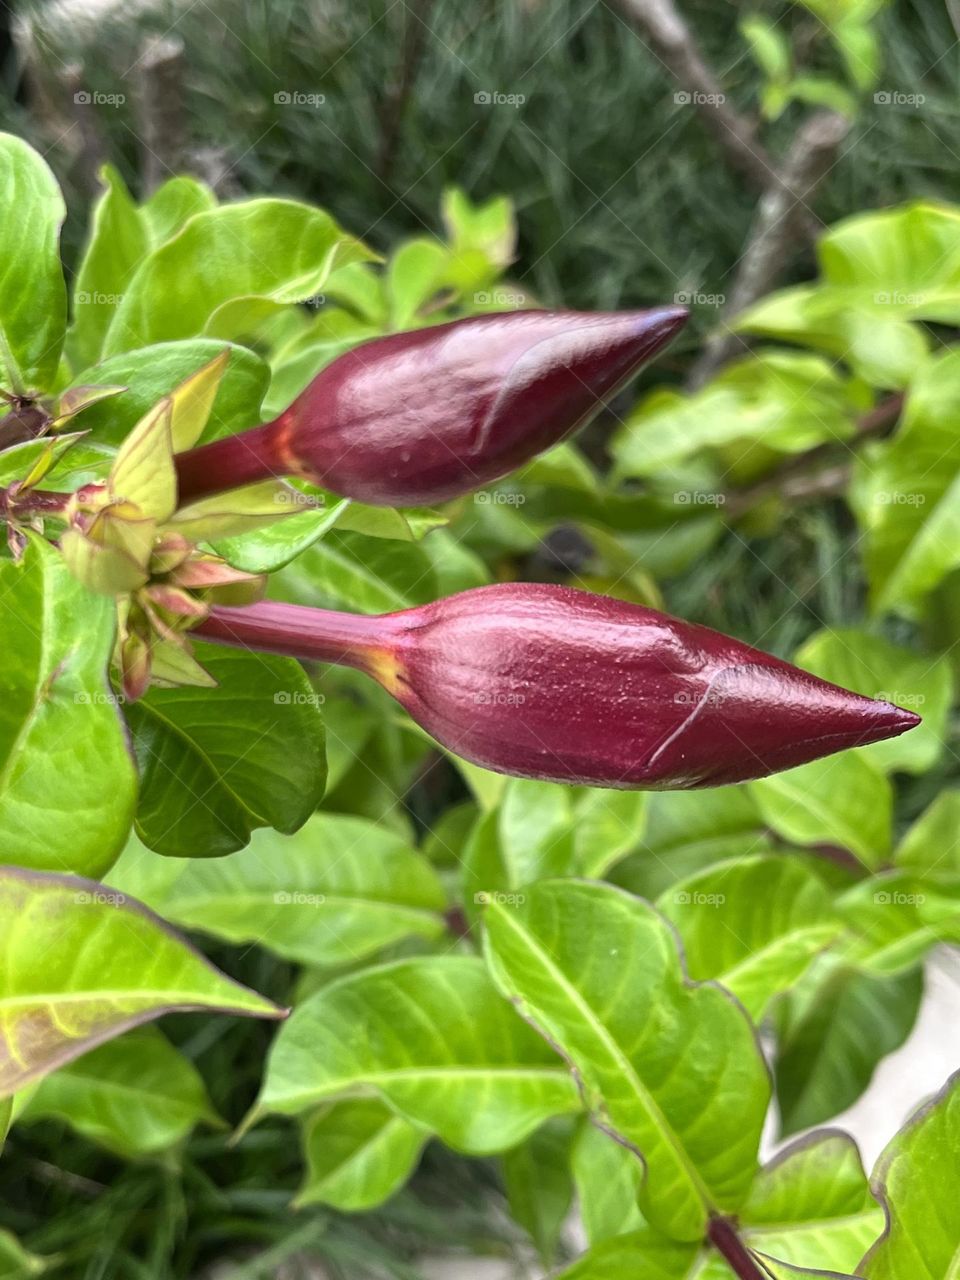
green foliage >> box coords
[0,114,958,1279]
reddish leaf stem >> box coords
[707,1216,767,1280]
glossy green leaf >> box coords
[612,788,773,902]
[614,351,858,479]
[554,1230,698,1279]
[140,175,215,244]
[214,495,351,573]
[852,350,960,617]
[126,642,326,858]
[484,880,770,1241]
[896,791,960,874]
[0,133,66,393]
[570,1122,645,1245]
[775,964,923,1135]
[795,629,950,774]
[838,871,960,974]
[296,1098,426,1211]
[69,165,148,369]
[19,1026,218,1157]
[104,199,372,354]
[751,754,892,869]
[112,814,446,966]
[0,536,136,876]
[253,955,581,1152]
[67,340,270,447]
[862,1069,960,1279]
[275,530,437,612]
[657,856,838,1020]
[0,866,282,1097]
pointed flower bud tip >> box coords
[195,583,919,790]
[174,307,688,506]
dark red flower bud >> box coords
[174,307,687,506]
[195,583,919,789]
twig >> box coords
[614,0,774,192]
[725,391,904,519]
[689,110,851,388]
[377,0,435,187]
[137,36,186,193]
[707,1216,768,1280]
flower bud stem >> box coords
[195,601,385,670]
[174,416,292,503]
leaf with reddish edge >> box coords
[0,866,284,1098]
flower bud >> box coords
[174,307,687,506]
[195,584,919,789]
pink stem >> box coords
[707,1217,766,1280]
[194,601,388,669]
[174,418,290,503]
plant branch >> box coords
[614,0,774,192]
[707,1215,767,1280]
[725,390,903,518]
[689,109,851,389]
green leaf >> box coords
[852,350,960,617]
[614,351,858,479]
[741,15,792,80]
[126,642,326,857]
[104,199,372,354]
[751,754,892,869]
[570,1122,645,1245]
[66,340,270,448]
[296,1099,426,1211]
[19,1026,218,1157]
[214,495,351,573]
[896,791,960,874]
[502,1120,575,1265]
[862,1069,960,1279]
[0,536,136,876]
[69,165,148,369]
[658,856,838,1020]
[253,955,581,1152]
[612,788,773,902]
[275,530,437,612]
[775,964,923,1135]
[795,629,951,773]
[554,1230,698,1279]
[0,133,67,393]
[837,871,960,974]
[140,175,215,244]
[734,1130,883,1273]
[484,880,770,1242]
[112,814,446,966]
[0,866,282,1097]
[0,1229,44,1279]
